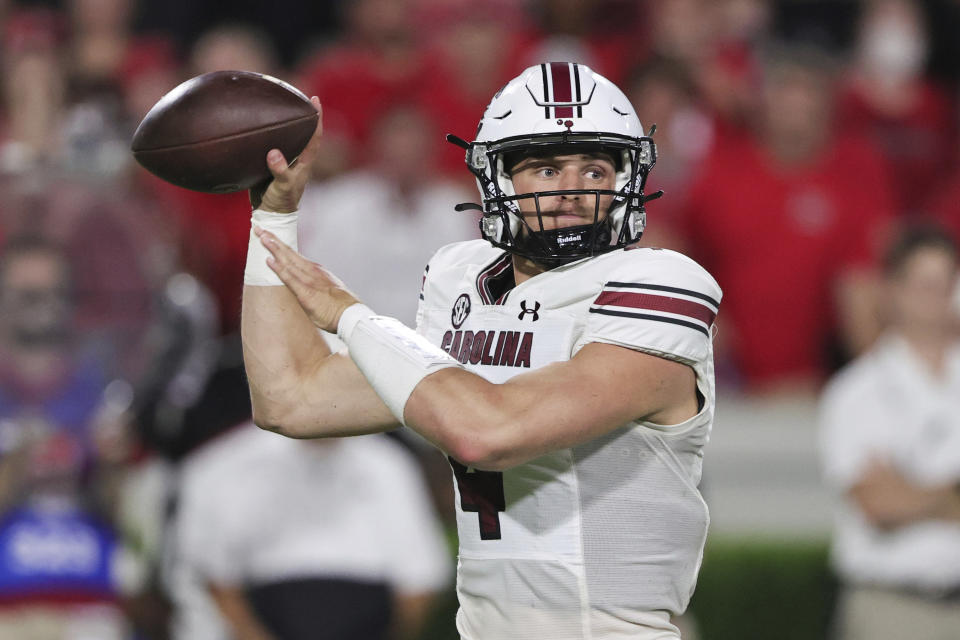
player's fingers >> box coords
[258,229,301,263]
[258,231,322,285]
[266,149,290,180]
[293,101,324,169]
[263,246,333,313]
[260,239,313,291]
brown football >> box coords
[131,70,318,193]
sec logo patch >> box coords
[451,293,471,329]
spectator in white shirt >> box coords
[169,423,451,640]
[819,223,960,640]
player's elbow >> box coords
[251,408,294,437]
[448,441,513,471]
[444,422,522,471]
[251,404,311,439]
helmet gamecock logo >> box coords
[451,294,471,328]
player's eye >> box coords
[538,167,557,178]
[585,167,607,180]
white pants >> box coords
[834,585,960,640]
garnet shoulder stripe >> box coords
[604,281,720,309]
[593,291,716,325]
[588,308,710,336]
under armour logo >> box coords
[518,300,540,321]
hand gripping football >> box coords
[131,70,319,193]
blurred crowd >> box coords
[0,0,958,638]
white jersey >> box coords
[415,240,722,640]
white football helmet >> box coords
[450,62,659,266]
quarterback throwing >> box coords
[242,63,721,639]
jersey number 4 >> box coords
[450,458,505,540]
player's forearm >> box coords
[403,367,612,471]
[241,284,332,427]
[402,344,691,471]
[403,368,520,470]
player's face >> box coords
[509,153,617,231]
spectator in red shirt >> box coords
[297,0,432,154]
[510,0,644,86]
[682,44,895,391]
[415,0,525,178]
[838,0,957,214]
[624,55,715,249]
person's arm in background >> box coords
[392,591,438,640]
[820,376,960,531]
[207,583,279,640]
[849,459,960,530]
[833,143,896,359]
[834,268,884,358]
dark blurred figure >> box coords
[820,224,960,640]
[625,56,714,249]
[0,8,69,176]
[61,0,178,181]
[838,0,956,215]
[0,238,106,472]
[103,272,252,640]
[0,9,168,373]
[0,237,128,639]
[681,44,894,391]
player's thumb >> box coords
[267,149,289,178]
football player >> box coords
[242,62,721,639]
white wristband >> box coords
[337,302,373,342]
[244,209,299,286]
[338,303,462,424]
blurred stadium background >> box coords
[0,0,958,638]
